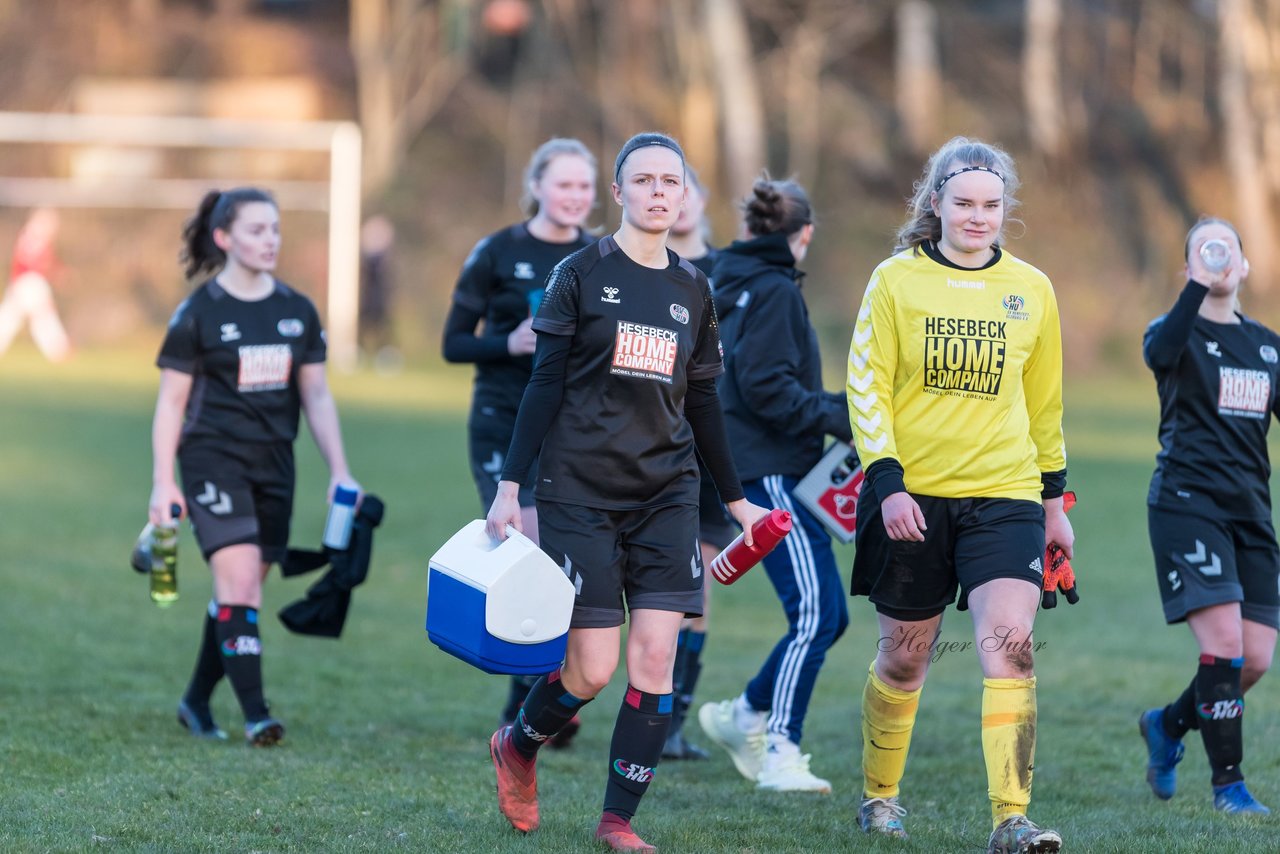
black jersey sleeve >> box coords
[531,259,580,336]
[499,331,571,485]
[450,236,497,314]
[687,276,725,381]
[441,300,513,363]
[156,297,199,373]
[685,376,745,503]
[301,296,326,364]
[1144,280,1210,372]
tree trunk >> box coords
[1024,0,1065,159]
[703,0,766,198]
[895,0,939,156]
[1219,0,1274,289]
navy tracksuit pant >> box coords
[741,475,849,744]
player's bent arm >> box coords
[150,368,192,525]
[1143,280,1209,372]
[298,362,357,500]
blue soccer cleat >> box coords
[176,698,227,741]
[1139,708,1184,800]
[1213,781,1271,815]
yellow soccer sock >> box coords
[862,662,922,799]
[982,676,1037,828]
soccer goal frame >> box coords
[0,111,363,370]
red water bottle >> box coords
[709,509,793,585]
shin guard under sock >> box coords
[511,669,590,759]
[982,677,1037,827]
[184,600,225,706]
[1195,655,1245,786]
[215,605,269,721]
[603,687,672,821]
[862,663,922,799]
[671,630,706,729]
[1163,679,1199,739]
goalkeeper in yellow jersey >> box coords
[847,137,1072,854]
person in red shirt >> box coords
[0,208,72,362]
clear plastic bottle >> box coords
[1200,238,1231,274]
[150,505,180,606]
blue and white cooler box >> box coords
[426,520,574,674]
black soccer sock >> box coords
[1194,654,1245,787]
[671,630,706,730]
[501,674,539,724]
[1163,678,1199,738]
[184,600,225,708]
[510,668,591,759]
[215,605,270,722]
[603,687,672,821]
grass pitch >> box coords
[1,347,1278,852]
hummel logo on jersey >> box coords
[602,287,621,304]
[613,759,654,782]
[1206,341,1221,357]
[1028,556,1043,575]
[220,323,241,342]
[514,261,535,280]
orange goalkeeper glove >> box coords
[1041,490,1078,609]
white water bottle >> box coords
[323,484,359,550]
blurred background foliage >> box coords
[1,0,1278,376]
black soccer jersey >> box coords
[157,279,326,444]
[525,236,724,509]
[447,223,594,407]
[688,249,718,284]
[1145,280,1280,520]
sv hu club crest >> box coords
[1002,294,1025,312]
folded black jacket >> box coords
[278,494,385,638]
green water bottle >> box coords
[150,504,181,607]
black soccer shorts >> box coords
[467,401,536,510]
[1148,505,1280,629]
[178,438,294,563]
[536,500,704,628]
[852,491,1046,620]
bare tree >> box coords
[1024,0,1065,159]
[1219,0,1274,288]
[895,0,939,156]
[349,0,467,197]
[703,0,766,199]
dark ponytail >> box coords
[741,173,813,238]
[180,187,276,280]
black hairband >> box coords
[935,165,1004,192]
[614,133,685,182]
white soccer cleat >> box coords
[756,750,832,794]
[698,699,766,782]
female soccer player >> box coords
[485,133,767,852]
[1138,217,1276,815]
[848,137,1070,853]
[661,165,729,761]
[149,187,360,746]
[442,138,597,730]
[699,175,852,793]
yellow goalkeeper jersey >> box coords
[847,246,1065,502]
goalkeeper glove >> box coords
[1041,490,1078,609]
